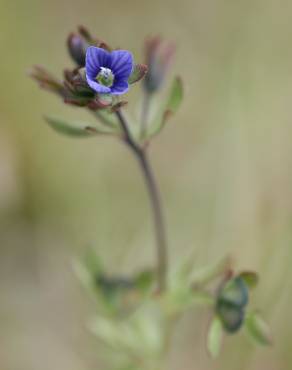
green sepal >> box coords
[238,271,259,289]
[245,311,273,346]
[207,316,224,358]
[44,115,114,138]
[96,93,113,107]
[128,64,148,84]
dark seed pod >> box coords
[215,276,250,334]
[216,301,245,334]
[218,276,249,308]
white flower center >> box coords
[96,67,115,87]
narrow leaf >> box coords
[44,115,113,138]
[245,311,273,346]
[165,76,183,115]
[207,316,223,358]
[134,269,155,293]
[148,76,183,139]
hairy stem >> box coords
[115,109,168,291]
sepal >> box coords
[128,64,148,84]
[88,94,113,110]
[238,271,259,289]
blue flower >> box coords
[85,46,134,95]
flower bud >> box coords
[29,65,66,96]
[67,33,88,66]
[67,27,112,67]
[143,36,175,93]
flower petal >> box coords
[86,79,111,94]
[110,81,129,95]
[109,50,133,79]
[85,46,110,78]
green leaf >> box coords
[148,76,183,139]
[73,249,104,291]
[94,109,120,128]
[165,76,183,115]
[84,248,104,278]
[128,64,148,84]
[44,115,113,137]
[134,270,155,293]
[238,271,259,289]
[207,316,223,358]
[245,311,273,346]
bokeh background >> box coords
[1,0,292,369]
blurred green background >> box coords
[1,0,292,369]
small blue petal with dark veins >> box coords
[85,46,133,95]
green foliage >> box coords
[96,93,113,107]
[165,76,183,116]
[89,308,163,370]
[245,311,273,346]
[31,25,272,370]
[148,76,183,139]
[238,271,259,289]
[134,270,155,293]
[207,316,223,358]
[45,115,114,137]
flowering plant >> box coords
[30,26,272,370]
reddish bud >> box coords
[143,36,176,93]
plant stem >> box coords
[140,91,151,138]
[115,109,168,291]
